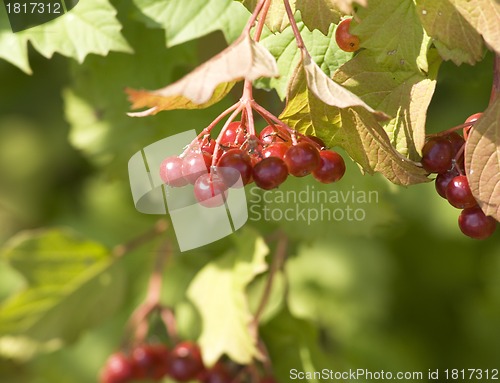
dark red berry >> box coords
[194,174,228,208]
[335,18,360,52]
[262,142,289,160]
[131,344,169,381]
[160,156,188,187]
[312,150,346,183]
[458,206,497,240]
[446,175,477,209]
[217,149,253,186]
[100,353,134,383]
[446,132,465,157]
[259,125,291,145]
[284,142,321,177]
[421,137,453,174]
[435,168,459,199]
[253,157,288,190]
[168,341,205,382]
[198,362,232,383]
[182,151,212,184]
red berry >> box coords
[463,112,482,138]
[253,157,288,190]
[100,353,134,383]
[259,125,291,145]
[284,142,321,177]
[194,173,228,208]
[458,206,497,240]
[421,137,453,174]
[217,149,253,186]
[446,175,477,209]
[434,168,459,199]
[182,151,212,184]
[335,18,360,52]
[201,137,216,155]
[160,156,188,187]
[168,341,205,382]
[312,150,346,184]
[262,142,290,160]
[220,121,246,146]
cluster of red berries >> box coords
[100,341,277,383]
[421,113,497,239]
[159,122,346,207]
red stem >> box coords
[243,0,267,35]
[211,104,245,168]
[282,0,305,51]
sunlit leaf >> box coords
[127,35,278,115]
[187,228,269,366]
[295,0,342,34]
[333,50,441,159]
[416,0,484,65]
[280,64,429,185]
[465,97,500,221]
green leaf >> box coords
[0,229,126,345]
[352,0,431,72]
[257,20,354,98]
[260,308,331,382]
[465,97,500,221]
[295,0,342,34]
[133,0,249,47]
[0,6,31,74]
[23,0,132,62]
[280,64,429,185]
[0,0,132,72]
[415,0,484,65]
[187,228,269,366]
[333,50,441,159]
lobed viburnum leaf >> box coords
[330,0,367,14]
[187,228,269,366]
[333,50,441,159]
[127,35,278,116]
[240,0,295,33]
[295,0,342,35]
[352,0,431,72]
[415,0,484,65]
[0,0,132,73]
[132,0,249,47]
[0,229,126,345]
[280,63,429,186]
[465,97,500,221]
[451,0,500,55]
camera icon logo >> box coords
[128,130,248,252]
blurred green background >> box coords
[0,7,499,383]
